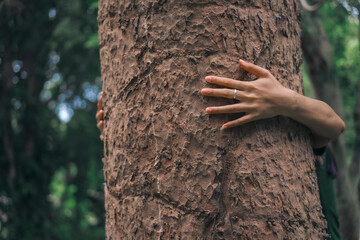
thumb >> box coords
[239,59,270,78]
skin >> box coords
[96,59,345,148]
[96,91,104,141]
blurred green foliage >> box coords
[317,0,359,160]
[0,0,104,239]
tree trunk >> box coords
[301,10,360,240]
[98,1,326,239]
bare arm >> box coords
[96,60,345,147]
[201,59,345,148]
[282,90,345,148]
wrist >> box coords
[276,88,298,117]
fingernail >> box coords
[206,107,211,112]
[201,89,207,94]
[205,76,212,81]
[240,59,246,64]
[220,125,227,130]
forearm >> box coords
[279,90,345,147]
[200,60,345,148]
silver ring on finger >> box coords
[233,89,237,99]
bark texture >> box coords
[98,1,326,239]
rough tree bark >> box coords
[98,1,326,239]
[301,10,360,240]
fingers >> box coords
[239,59,270,78]
[221,114,257,130]
[201,88,242,100]
[97,92,103,111]
[202,60,270,131]
[96,92,104,141]
[205,76,250,90]
[96,110,104,121]
[97,120,104,132]
[206,103,252,114]
[96,112,104,141]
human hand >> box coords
[201,59,292,130]
[96,92,104,141]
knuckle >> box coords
[250,66,258,72]
[246,83,256,91]
[209,77,216,82]
[263,69,271,76]
[252,112,260,118]
[212,107,220,113]
[243,92,257,100]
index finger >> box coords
[205,76,250,90]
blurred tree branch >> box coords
[301,3,360,239]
